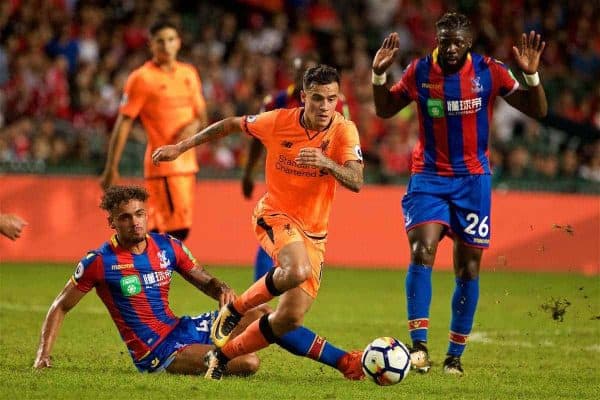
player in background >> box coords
[242,56,351,282]
[0,213,27,241]
[100,19,207,241]
[33,185,264,375]
[153,65,365,381]
[371,12,547,374]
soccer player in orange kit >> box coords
[100,19,207,241]
[152,64,365,381]
[242,55,351,282]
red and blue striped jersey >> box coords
[70,232,197,361]
[391,50,518,176]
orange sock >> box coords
[233,275,275,314]
[221,319,270,359]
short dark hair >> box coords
[100,185,149,213]
[302,64,340,90]
[149,18,178,36]
[435,12,472,33]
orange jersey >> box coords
[120,61,206,178]
[241,108,362,235]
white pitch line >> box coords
[0,302,105,315]
[469,332,600,353]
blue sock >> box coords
[253,246,274,282]
[447,277,479,357]
[277,326,346,368]
[405,263,433,343]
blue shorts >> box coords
[134,310,217,373]
[402,174,492,248]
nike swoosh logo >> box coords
[213,318,224,339]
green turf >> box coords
[1,263,598,400]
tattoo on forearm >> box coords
[194,122,226,146]
[327,161,363,192]
[179,121,228,151]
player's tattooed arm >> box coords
[183,266,236,307]
[326,160,364,192]
[182,120,228,149]
[295,148,363,192]
[173,118,202,143]
[152,117,243,164]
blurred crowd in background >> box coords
[1,0,599,192]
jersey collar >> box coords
[110,233,149,254]
[299,108,334,140]
[148,60,180,74]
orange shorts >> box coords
[145,174,195,232]
[253,214,326,299]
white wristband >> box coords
[372,71,387,86]
[523,72,540,87]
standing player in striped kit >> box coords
[372,12,547,374]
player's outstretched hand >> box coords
[33,355,51,370]
[0,213,27,241]
[512,31,546,74]
[152,145,182,165]
[373,32,400,75]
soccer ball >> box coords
[361,337,411,385]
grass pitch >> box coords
[0,263,598,400]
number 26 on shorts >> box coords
[464,213,489,237]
